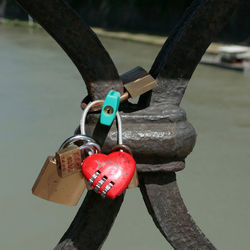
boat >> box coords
[201,45,250,71]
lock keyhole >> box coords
[104,106,114,115]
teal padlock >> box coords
[100,90,121,126]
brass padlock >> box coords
[56,145,82,177]
[32,135,100,206]
[82,66,158,112]
[122,67,157,100]
[32,156,86,206]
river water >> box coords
[0,25,249,250]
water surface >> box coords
[0,25,249,250]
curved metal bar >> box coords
[139,172,216,249]
[137,1,243,248]
[139,0,243,106]
[14,1,126,248]
[54,191,125,250]
[15,0,124,100]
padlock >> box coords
[121,68,157,101]
[81,67,158,112]
[56,135,100,177]
[80,101,136,199]
[100,90,120,126]
[56,145,81,177]
[32,135,100,206]
[32,156,85,206]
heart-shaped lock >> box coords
[80,100,136,199]
[82,151,136,199]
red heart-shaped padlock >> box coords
[82,151,136,199]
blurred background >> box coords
[0,1,249,250]
[1,0,250,44]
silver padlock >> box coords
[56,134,101,177]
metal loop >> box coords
[111,144,132,156]
[80,144,95,157]
[59,134,96,150]
[80,100,123,145]
[84,142,101,153]
[80,142,101,156]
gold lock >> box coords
[123,72,157,99]
[82,66,158,112]
[56,145,82,178]
[32,135,100,205]
[32,156,86,206]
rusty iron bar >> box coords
[15,0,243,249]
[139,172,216,249]
[15,0,124,101]
[55,191,125,250]
[149,0,244,106]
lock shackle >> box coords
[59,134,96,150]
[80,100,123,145]
[79,141,101,154]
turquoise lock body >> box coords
[100,90,121,126]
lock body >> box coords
[32,135,101,205]
[124,74,157,98]
[82,151,136,199]
[32,156,86,206]
[100,90,120,126]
